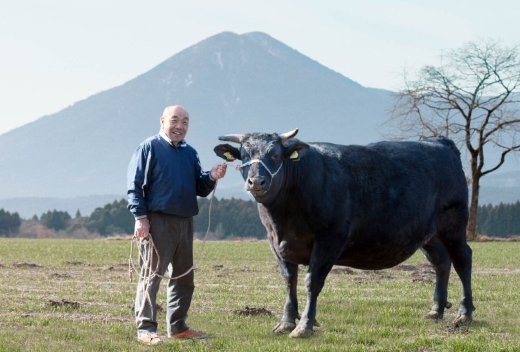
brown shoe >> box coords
[171,328,209,339]
[137,332,162,345]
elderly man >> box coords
[127,105,227,345]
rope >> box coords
[128,178,219,282]
[235,159,283,177]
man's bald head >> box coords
[160,105,189,145]
[162,105,189,119]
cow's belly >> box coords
[336,243,419,270]
[276,233,427,270]
[335,223,433,270]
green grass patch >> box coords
[0,239,519,351]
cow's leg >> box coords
[441,238,474,324]
[272,260,299,334]
[289,236,343,338]
[421,237,452,320]
[437,205,475,324]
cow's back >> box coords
[346,137,467,208]
[304,137,467,269]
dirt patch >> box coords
[412,273,434,284]
[213,265,224,270]
[391,264,417,271]
[442,324,469,334]
[47,299,80,309]
[410,264,435,284]
[239,266,255,272]
[359,270,395,281]
[330,267,354,275]
[50,273,72,278]
[354,277,369,284]
[13,262,42,268]
[389,263,436,284]
[232,306,273,316]
[415,263,434,270]
[63,260,85,265]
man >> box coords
[127,105,227,345]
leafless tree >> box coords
[387,39,520,240]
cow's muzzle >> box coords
[246,175,267,195]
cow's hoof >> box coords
[272,321,296,334]
[425,310,443,320]
[445,301,452,309]
[453,314,472,325]
[289,326,313,338]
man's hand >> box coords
[134,218,150,238]
[210,163,227,180]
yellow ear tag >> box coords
[224,152,234,161]
[289,151,299,160]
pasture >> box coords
[0,238,519,351]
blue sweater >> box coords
[127,134,215,219]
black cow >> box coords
[214,129,474,338]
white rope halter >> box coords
[235,159,283,177]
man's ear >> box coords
[214,144,241,161]
[283,140,310,162]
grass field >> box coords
[0,238,519,351]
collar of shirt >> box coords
[159,129,186,147]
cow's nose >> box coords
[247,176,266,189]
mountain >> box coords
[0,31,518,218]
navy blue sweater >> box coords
[127,134,215,219]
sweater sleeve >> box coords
[127,143,151,218]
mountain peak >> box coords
[0,32,391,204]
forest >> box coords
[0,197,264,239]
[1,198,519,239]
[477,201,520,238]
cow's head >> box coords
[214,128,309,203]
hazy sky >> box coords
[1,0,518,135]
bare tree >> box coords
[387,39,520,240]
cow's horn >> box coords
[218,134,244,144]
[280,128,299,143]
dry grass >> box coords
[0,239,519,351]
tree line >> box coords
[1,198,519,239]
[477,201,520,238]
[0,208,21,237]
[0,197,265,239]
[195,197,265,239]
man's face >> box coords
[160,107,189,145]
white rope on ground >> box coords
[128,178,219,319]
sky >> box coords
[1,0,519,136]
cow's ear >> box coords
[214,144,241,161]
[283,140,310,161]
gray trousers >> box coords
[135,212,195,336]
